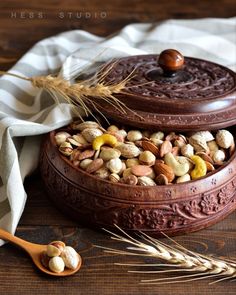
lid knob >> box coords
[158,49,184,77]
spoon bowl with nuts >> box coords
[0,228,82,276]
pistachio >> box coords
[151,131,164,140]
[81,128,103,143]
[72,134,88,145]
[126,158,140,168]
[40,251,50,268]
[181,144,194,158]
[127,130,143,142]
[189,135,209,153]
[67,137,82,147]
[80,159,93,170]
[95,167,110,179]
[99,148,121,161]
[107,125,119,132]
[150,138,163,146]
[49,256,65,273]
[73,121,100,131]
[138,176,156,186]
[59,142,73,156]
[47,241,65,257]
[174,136,187,148]
[116,143,141,158]
[123,168,132,179]
[61,246,80,270]
[139,151,156,166]
[116,129,127,139]
[106,158,123,174]
[55,131,71,146]
[109,173,120,183]
[165,132,176,141]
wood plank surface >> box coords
[0,1,236,294]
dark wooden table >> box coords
[0,1,236,294]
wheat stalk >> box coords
[0,62,142,123]
[95,225,236,285]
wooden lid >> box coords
[94,49,236,131]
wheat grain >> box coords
[95,225,236,285]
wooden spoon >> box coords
[0,228,82,276]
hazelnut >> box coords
[216,130,234,149]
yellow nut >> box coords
[190,155,207,180]
[92,134,117,151]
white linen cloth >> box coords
[0,18,236,244]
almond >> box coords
[159,140,172,158]
[142,140,159,157]
[131,165,153,177]
[86,158,104,173]
[196,152,214,164]
[154,162,175,183]
[205,161,215,172]
[78,149,95,161]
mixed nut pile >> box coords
[41,241,80,273]
[55,121,235,186]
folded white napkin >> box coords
[0,18,235,244]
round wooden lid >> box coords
[94,49,236,131]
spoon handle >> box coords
[0,228,35,252]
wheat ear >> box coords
[95,225,236,285]
[0,63,142,122]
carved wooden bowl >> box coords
[40,128,236,236]
[40,50,236,235]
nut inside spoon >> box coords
[0,228,82,276]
